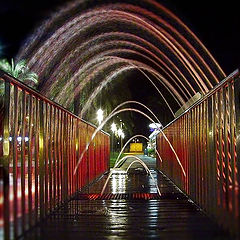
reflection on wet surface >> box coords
[21,156,231,240]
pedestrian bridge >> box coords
[0,70,239,239]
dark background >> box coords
[1,0,240,139]
[1,0,239,74]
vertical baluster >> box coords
[212,93,218,219]
[192,108,197,202]
[44,103,49,215]
[229,81,237,234]
[48,105,53,212]
[224,85,232,227]
[59,110,63,203]
[2,80,10,240]
[34,98,39,224]
[20,90,26,233]
[27,94,33,227]
[233,76,240,238]
[204,100,209,212]
[52,107,56,209]
[216,90,223,218]
[12,85,19,238]
[68,116,71,196]
[204,100,208,211]
[39,100,45,219]
[220,88,227,224]
[62,112,68,201]
[56,108,60,206]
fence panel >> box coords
[156,70,240,238]
[0,71,110,240]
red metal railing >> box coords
[156,70,240,238]
[0,71,110,240]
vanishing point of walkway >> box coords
[21,155,231,240]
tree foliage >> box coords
[0,58,38,95]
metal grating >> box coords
[74,192,187,200]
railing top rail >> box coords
[161,69,240,131]
[0,70,110,136]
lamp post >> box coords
[96,108,104,125]
[120,119,123,150]
[117,128,124,151]
[111,122,117,157]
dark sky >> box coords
[1,0,240,138]
[0,0,239,75]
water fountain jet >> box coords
[73,106,186,177]
[101,155,161,196]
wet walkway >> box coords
[21,155,231,240]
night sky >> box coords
[1,0,239,74]
[1,0,240,138]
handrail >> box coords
[156,70,240,238]
[163,69,239,130]
[0,70,109,136]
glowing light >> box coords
[17,136,22,142]
[149,123,162,129]
[117,128,124,138]
[111,122,117,133]
[96,109,104,125]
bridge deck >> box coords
[21,156,231,240]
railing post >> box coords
[12,85,19,238]
[207,95,217,218]
[39,100,45,219]
[1,80,10,240]
[233,76,240,239]
[63,112,68,201]
[21,90,26,234]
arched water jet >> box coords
[18,1,225,83]
[115,134,150,165]
[44,33,196,100]
[126,160,148,174]
[21,4,225,92]
[46,39,194,101]
[58,57,185,110]
[114,134,163,167]
[106,56,176,117]
[17,1,226,113]
[73,107,186,178]
[74,58,182,117]
[155,149,163,163]
[101,155,161,196]
[103,100,163,164]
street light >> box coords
[111,122,117,133]
[117,128,123,137]
[96,108,104,125]
[111,122,117,157]
[117,128,124,150]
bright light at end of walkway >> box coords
[111,122,117,133]
[97,109,104,124]
[117,128,124,138]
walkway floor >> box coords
[21,155,231,240]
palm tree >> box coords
[0,58,38,93]
[0,58,39,126]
